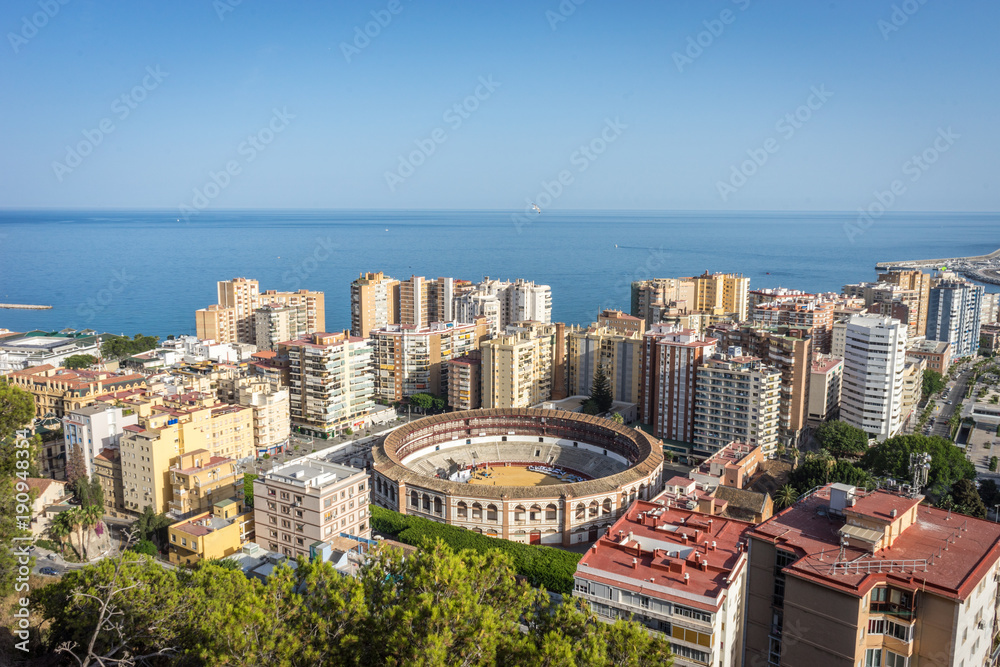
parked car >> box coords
[46,553,57,560]
[39,567,59,576]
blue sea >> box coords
[0,210,997,338]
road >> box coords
[926,362,976,439]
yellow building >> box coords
[900,357,926,425]
[482,322,564,409]
[6,364,146,420]
[168,449,242,517]
[566,323,642,404]
[168,499,253,566]
[196,277,326,343]
[93,448,125,516]
[234,377,290,455]
[350,271,400,337]
[691,271,749,322]
[878,268,932,337]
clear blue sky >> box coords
[2,0,998,211]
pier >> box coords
[875,247,1000,270]
[0,304,52,310]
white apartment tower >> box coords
[840,315,907,441]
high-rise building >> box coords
[596,309,645,337]
[482,322,564,409]
[371,319,489,403]
[806,355,842,425]
[926,278,985,359]
[399,276,455,328]
[639,325,718,445]
[745,483,1000,667]
[350,271,400,337]
[446,352,481,410]
[877,268,932,334]
[196,278,325,344]
[253,457,370,559]
[234,376,290,456]
[62,402,139,478]
[899,357,925,425]
[707,323,812,439]
[453,277,553,336]
[693,349,781,458]
[279,332,375,438]
[752,297,835,354]
[982,292,1000,324]
[840,314,907,442]
[843,281,923,340]
[632,273,748,327]
[573,498,751,667]
[566,323,643,405]
[254,303,303,352]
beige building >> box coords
[753,296,836,354]
[372,319,489,403]
[693,349,781,458]
[807,355,843,425]
[447,352,481,410]
[596,309,645,336]
[632,273,748,327]
[566,323,643,405]
[254,457,370,560]
[746,483,1000,667]
[280,332,375,438]
[254,303,303,352]
[906,339,951,375]
[900,357,926,425]
[878,268,932,336]
[93,448,125,515]
[399,276,455,328]
[482,322,565,409]
[168,449,243,518]
[350,271,400,337]
[6,365,145,421]
[234,376,290,455]
[196,278,325,344]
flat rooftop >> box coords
[750,485,1000,601]
[576,499,751,612]
[266,456,364,488]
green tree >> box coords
[590,363,614,414]
[990,456,998,473]
[63,354,97,370]
[922,369,946,399]
[134,505,171,549]
[813,420,869,459]
[860,434,975,502]
[128,539,158,557]
[65,442,88,486]
[243,472,258,509]
[100,333,159,360]
[979,479,1000,509]
[610,412,624,425]
[788,453,874,495]
[0,381,37,595]
[951,479,987,519]
[774,484,798,510]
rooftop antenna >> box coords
[909,452,931,495]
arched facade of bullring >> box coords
[371,409,664,546]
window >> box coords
[886,621,911,642]
[868,618,885,635]
[768,636,781,665]
[865,648,882,667]
[871,587,887,602]
[885,651,907,667]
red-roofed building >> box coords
[745,483,1000,667]
[573,498,752,666]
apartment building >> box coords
[807,355,843,425]
[747,288,814,311]
[840,315,907,442]
[253,457,370,560]
[196,278,326,344]
[745,483,1000,667]
[6,364,145,420]
[350,271,400,337]
[254,303,303,352]
[900,357,925,425]
[573,499,751,667]
[234,376,290,455]
[279,331,375,438]
[566,323,643,404]
[753,297,835,354]
[877,268,932,335]
[62,402,139,478]
[632,273,748,327]
[639,325,718,446]
[688,441,765,491]
[168,449,243,518]
[399,276,455,328]
[707,323,812,439]
[905,339,951,375]
[168,498,253,566]
[693,349,781,458]
[372,319,488,403]
[631,277,696,327]
[926,278,985,359]
[481,322,564,409]
[93,448,125,515]
[596,309,645,337]
[692,271,749,323]
[446,352,481,410]
[452,277,553,335]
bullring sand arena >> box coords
[371,408,664,546]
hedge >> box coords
[370,505,581,594]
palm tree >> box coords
[774,485,798,510]
[81,504,103,559]
[50,512,73,554]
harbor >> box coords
[876,247,1000,286]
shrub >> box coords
[370,505,581,594]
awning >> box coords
[840,524,882,545]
